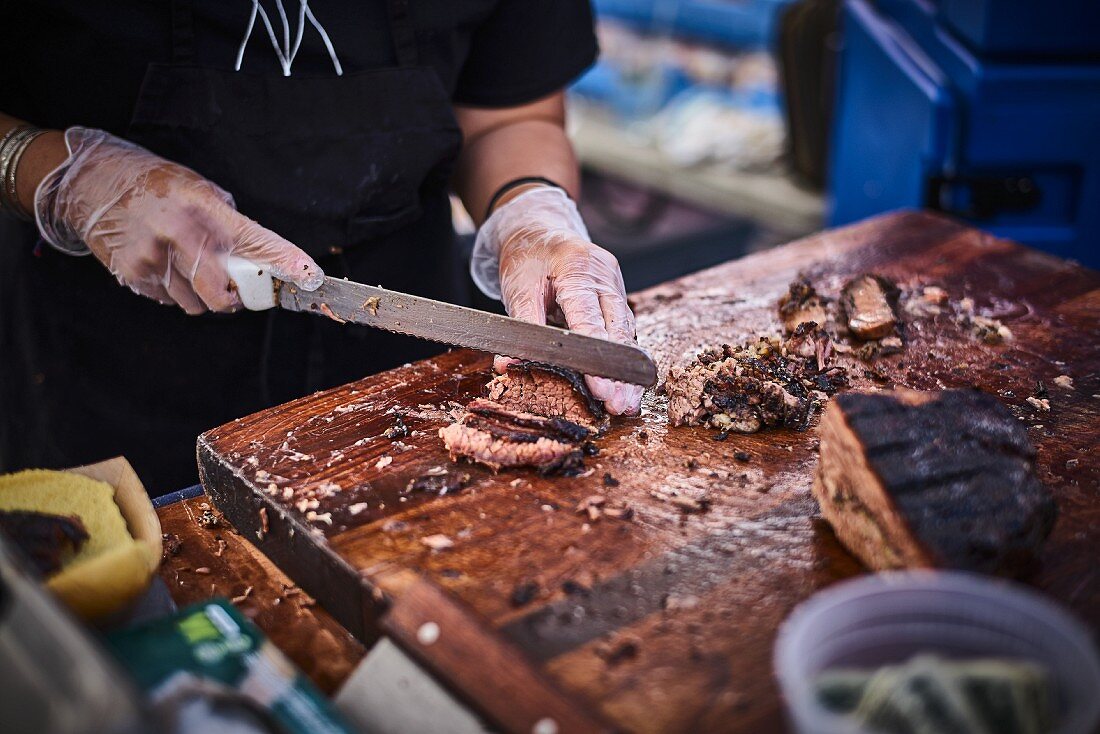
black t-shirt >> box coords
[2,1,598,134]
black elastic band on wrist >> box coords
[485,176,565,221]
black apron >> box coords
[0,0,465,494]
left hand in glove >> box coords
[470,186,644,416]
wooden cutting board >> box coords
[199,211,1100,734]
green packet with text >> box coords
[105,598,355,734]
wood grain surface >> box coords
[156,497,366,694]
[198,211,1100,733]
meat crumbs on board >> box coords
[665,272,1019,431]
[440,362,606,474]
[666,331,847,432]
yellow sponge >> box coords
[0,469,134,567]
[0,465,159,619]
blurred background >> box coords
[567,0,816,291]
[499,0,1100,292]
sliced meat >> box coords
[666,339,816,432]
[841,274,899,340]
[440,422,583,474]
[778,278,831,334]
[440,364,604,474]
[464,399,592,444]
[486,362,608,434]
[812,389,1056,575]
[0,510,89,577]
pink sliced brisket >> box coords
[440,362,605,474]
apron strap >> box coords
[386,0,420,67]
[170,1,417,70]
[169,0,197,65]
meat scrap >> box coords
[840,274,899,340]
[406,470,470,496]
[812,389,1055,576]
[441,362,606,473]
[666,335,843,432]
[955,297,1013,344]
[778,278,832,334]
[0,510,88,577]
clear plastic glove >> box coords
[471,186,644,415]
[34,127,323,314]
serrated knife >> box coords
[227,257,657,386]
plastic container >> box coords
[774,572,1100,734]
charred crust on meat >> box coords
[510,580,540,607]
[465,399,592,443]
[812,389,1056,576]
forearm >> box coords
[0,113,69,216]
[453,94,581,225]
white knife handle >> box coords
[227,256,276,311]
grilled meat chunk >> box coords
[778,278,831,334]
[812,389,1056,575]
[0,510,89,577]
[486,362,608,434]
[666,339,817,432]
[841,274,899,340]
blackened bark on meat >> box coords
[465,399,591,443]
[539,449,586,476]
[814,368,849,395]
[0,510,89,577]
[841,274,900,340]
[812,389,1056,576]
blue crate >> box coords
[936,0,1100,59]
[594,0,795,50]
[828,0,1100,265]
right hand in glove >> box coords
[34,127,323,314]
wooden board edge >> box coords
[378,570,620,734]
[196,434,388,643]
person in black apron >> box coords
[0,1,641,494]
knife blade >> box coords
[227,257,657,386]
